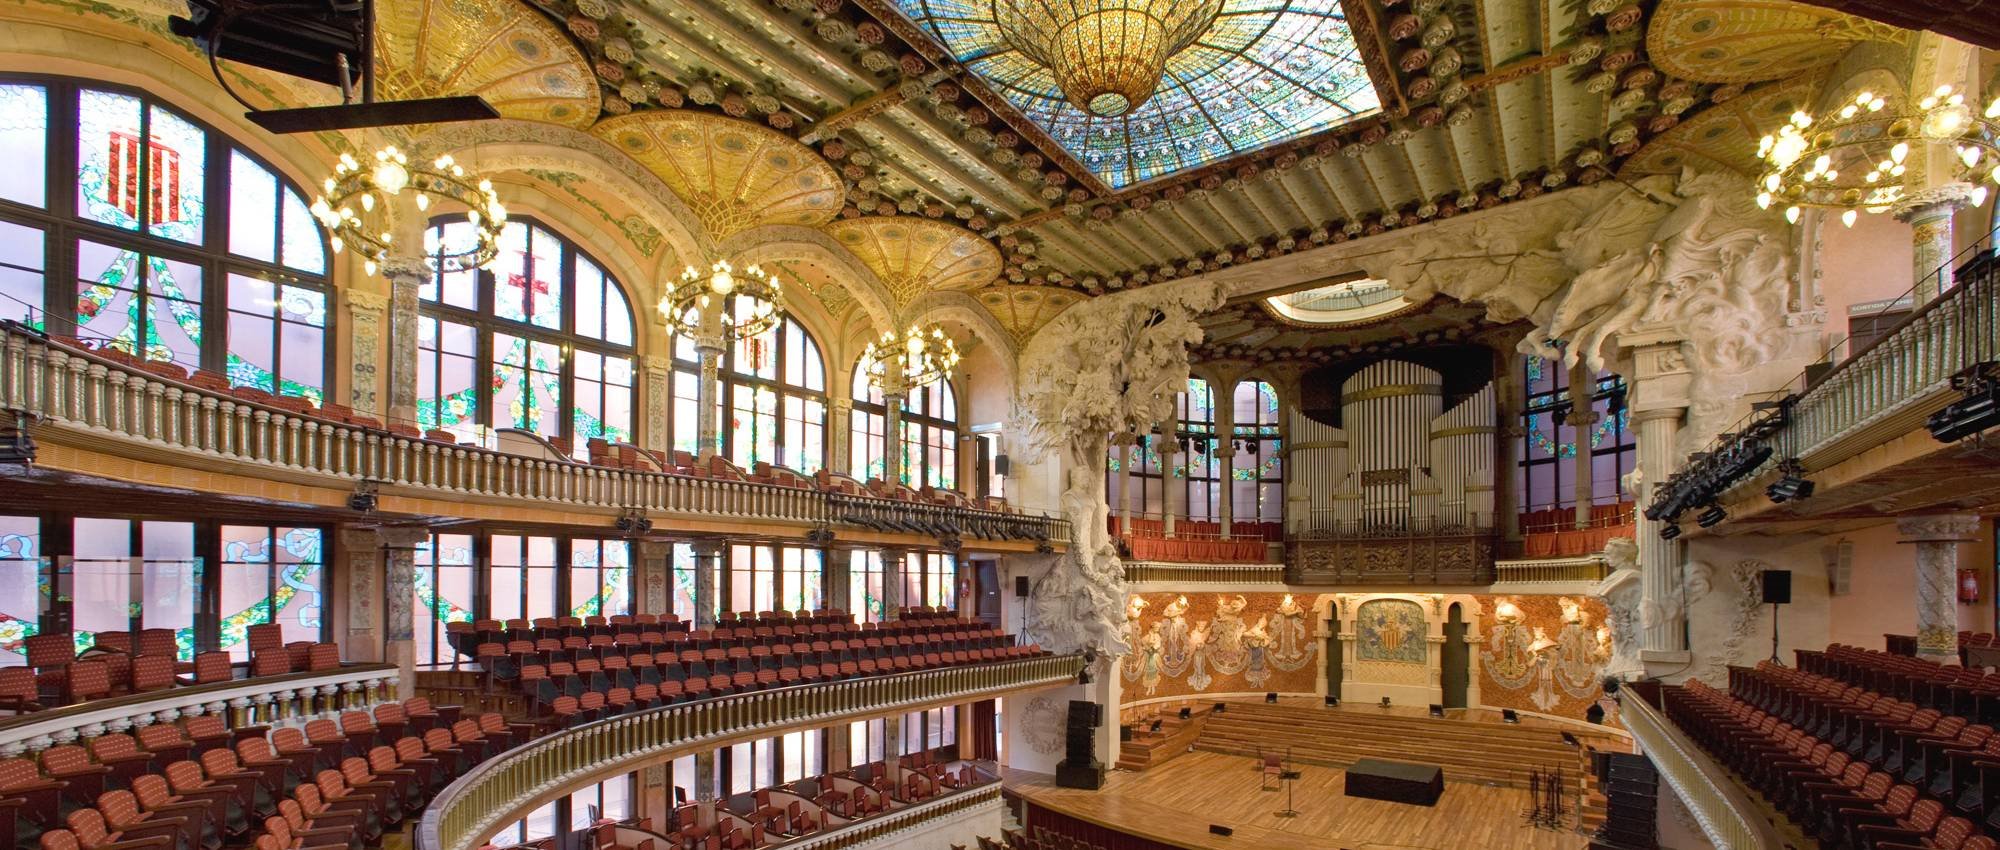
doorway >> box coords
[1441,602,1469,710]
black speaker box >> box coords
[1208,825,1233,837]
[994,454,1010,475]
[1761,569,1793,605]
[1014,575,1028,598]
[1067,700,1103,727]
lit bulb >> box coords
[372,159,409,195]
[360,193,375,212]
[322,178,337,193]
[1856,91,1873,105]
[711,268,735,294]
[330,235,344,254]
[1962,146,1983,168]
[414,194,430,211]
[1784,206,1800,224]
[467,210,482,227]
[1890,142,1910,164]
[1763,173,1781,192]
[364,259,378,276]
[1869,97,1885,112]
[1973,186,1991,209]
[1756,192,1772,209]
[1987,97,2000,119]
[1841,209,1858,228]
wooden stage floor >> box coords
[1008,750,1591,850]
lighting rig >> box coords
[1928,362,2000,443]
[1645,397,1794,536]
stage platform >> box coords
[1008,750,1590,850]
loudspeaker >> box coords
[1067,700,1103,728]
[994,454,1010,475]
[1428,704,1445,718]
[1178,707,1191,720]
[1265,692,1278,704]
[1014,576,1028,598]
[1761,569,1793,605]
[1502,709,1520,724]
[1324,695,1339,707]
[1208,825,1233,837]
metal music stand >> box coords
[1275,754,1303,818]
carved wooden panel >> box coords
[1286,533,1496,585]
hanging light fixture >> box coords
[657,260,785,340]
[310,145,506,275]
[862,324,961,392]
[1754,85,2000,226]
[993,0,1225,118]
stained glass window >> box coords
[421,216,635,450]
[1180,378,1221,521]
[0,77,330,401]
[1231,380,1283,523]
[0,515,43,667]
[671,543,699,622]
[489,534,559,622]
[670,317,826,472]
[568,538,631,618]
[851,364,958,488]
[893,0,1379,188]
[848,550,885,623]
[66,518,199,659]
[1518,356,1635,527]
[218,525,324,661]
[414,532,476,668]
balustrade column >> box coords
[1898,514,1982,665]
[379,526,431,700]
[1891,183,1978,302]
[338,527,384,663]
[1634,407,1686,654]
[380,257,429,431]
[637,540,673,616]
[690,539,725,629]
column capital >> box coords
[1890,182,1980,223]
[338,527,384,550]
[638,539,676,558]
[1897,513,1982,543]
[377,525,431,549]
[689,538,729,556]
[1631,407,1686,425]
[377,255,434,282]
[347,290,389,312]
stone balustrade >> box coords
[1617,688,1784,850]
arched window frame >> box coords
[1231,379,1283,524]
[1177,378,1221,521]
[850,365,960,489]
[669,317,828,473]
[1515,355,1634,528]
[0,74,333,402]
[416,215,637,454]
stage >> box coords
[1007,750,1590,850]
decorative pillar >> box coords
[345,291,388,418]
[637,540,672,617]
[879,547,908,620]
[1898,514,1982,665]
[642,356,672,455]
[828,398,854,475]
[1567,400,1599,531]
[693,748,717,828]
[378,526,431,700]
[824,548,852,613]
[1119,442,1137,536]
[1633,407,1686,654]
[1161,411,1181,538]
[1891,183,1978,303]
[1495,349,1525,545]
[694,335,725,460]
[882,384,907,486]
[882,712,903,776]
[339,527,384,663]
[826,723,852,772]
[690,539,725,629]
[1215,392,1235,539]
[379,257,429,431]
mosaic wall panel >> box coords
[1473,594,1613,720]
[1118,592,1318,703]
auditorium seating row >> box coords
[444,608,963,657]
[981,828,1114,850]
[5,624,346,711]
[1665,657,1998,849]
[1885,633,2000,667]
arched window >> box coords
[669,317,827,473]
[850,366,959,488]
[1178,378,1221,521]
[417,218,636,453]
[1231,380,1283,524]
[1516,355,1634,530]
[0,76,331,401]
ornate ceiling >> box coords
[374,0,602,127]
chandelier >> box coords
[993,0,1225,118]
[1756,84,2000,226]
[310,146,506,275]
[862,324,961,392]
[658,260,785,341]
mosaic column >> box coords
[882,712,903,776]
[637,540,672,617]
[693,748,717,828]
[1633,407,1686,653]
[695,334,725,460]
[824,549,851,614]
[1160,408,1181,538]
[828,398,853,475]
[882,385,907,486]
[344,291,388,418]
[379,525,431,699]
[825,723,852,771]
[1215,398,1235,539]
[642,356,671,455]
[379,257,429,431]
[339,527,384,663]
[1899,514,1981,665]
[879,547,908,621]
[1567,404,1599,530]
[1892,183,1977,303]
[690,539,724,629]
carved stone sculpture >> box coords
[1015,281,1224,656]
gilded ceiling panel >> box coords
[823,217,1002,307]
[1619,74,1824,178]
[592,110,843,240]
[973,285,1082,346]
[373,0,601,127]
[1646,0,1905,85]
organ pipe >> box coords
[1292,359,1496,535]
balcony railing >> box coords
[1123,562,1285,584]
[417,654,1085,850]
[1493,556,1610,584]
[0,324,1067,546]
[1617,687,1784,850]
[0,662,398,756]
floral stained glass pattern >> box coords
[0,221,45,328]
[75,241,203,365]
[568,539,631,618]
[0,516,42,665]
[75,92,207,243]
[418,316,480,437]
[0,84,47,207]
[894,0,1379,188]
[226,275,327,404]
[218,526,323,659]
[493,334,563,436]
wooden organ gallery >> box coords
[0,1,1997,850]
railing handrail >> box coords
[1617,689,1785,850]
[0,662,398,755]
[0,322,1069,546]
[416,654,1085,850]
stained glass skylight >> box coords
[894,0,1380,189]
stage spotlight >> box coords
[1659,523,1682,540]
[1766,459,1815,503]
[1179,707,1192,720]
[1928,366,2000,443]
[1501,709,1520,724]
[1213,702,1226,714]
[1697,504,1727,528]
[1324,695,1339,708]
[1265,692,1278,704]
[1379,696,1391,708]
[1428,704,1444,718]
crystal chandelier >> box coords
[310,146,506,275]
[658,260,785,340]
[862,324,961,392]
[993,0,1225,118]
[1756,84,2000,226]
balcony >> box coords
[0,323,1068,548]
[418,653,1085,850]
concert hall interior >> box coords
[0,1,1998,849]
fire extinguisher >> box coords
[1960,568,1981,604]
